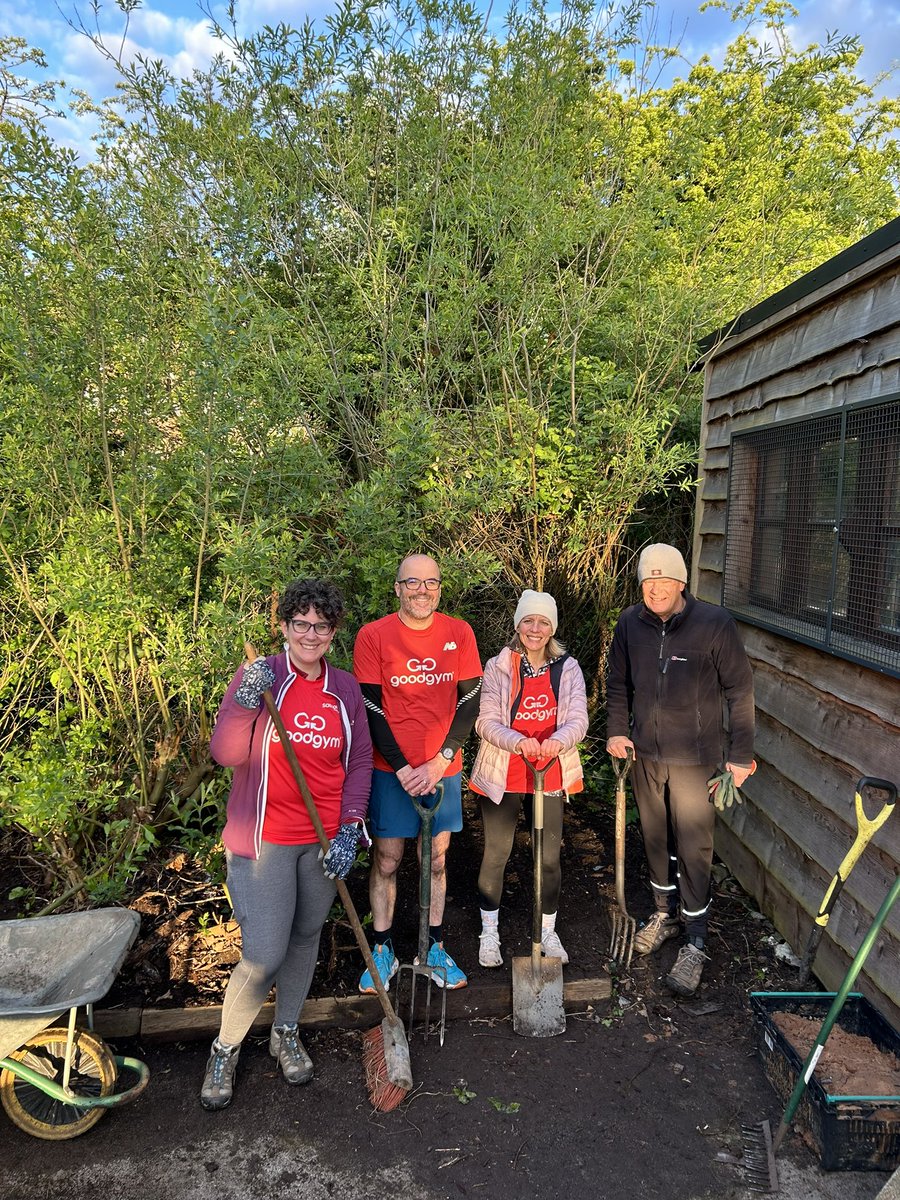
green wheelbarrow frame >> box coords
[0,908,150,1138]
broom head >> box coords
[362,1019,412,1113]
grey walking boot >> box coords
[634,912,681,956]
[270,1023,314,1085]
[200,1038,240,1110]
[664,943,710,996]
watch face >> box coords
[441,748,454,760]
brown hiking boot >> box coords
[633,912,681,956]
[664,943,709,996]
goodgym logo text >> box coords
[272,711,341,749]
[390,657,454,687]
[515,693,558,722]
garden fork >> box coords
[608,748,636,969]
[396,784,448,1045]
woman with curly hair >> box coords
[200,579,372,1111]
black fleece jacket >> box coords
[605,591,754,766]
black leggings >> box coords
[477,792,564,915]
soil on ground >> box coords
[772,1012,900,1096]
[1,789,895,1200]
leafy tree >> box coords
[0,0,897,901]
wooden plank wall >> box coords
[694,245,900,1029]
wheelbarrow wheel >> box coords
[0,1026,117,1140]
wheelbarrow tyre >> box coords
[0,1026,117,1140]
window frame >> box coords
[722,394,900,679]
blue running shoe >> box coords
[421,941,467,990]
[359,942,399,994]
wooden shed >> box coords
[693,217,900,1027]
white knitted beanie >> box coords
[513,589,558,634]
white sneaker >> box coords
[541,929,569,965]
[478,928,503,967]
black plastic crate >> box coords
[750,992,900,1171]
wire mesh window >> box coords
[724,397,900,677]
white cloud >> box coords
[0,0,60,50]
[169,18,234,76]
[57,27,124,97]
[135,8,180,41]
[236,0,330,20]
[3,0,897,162]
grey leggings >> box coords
[219,841,336,1045]
[477,792,564,915]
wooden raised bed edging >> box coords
[91,973,612,1044]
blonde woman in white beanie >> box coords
[469,590,589,967]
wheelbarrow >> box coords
[0,907,150,1139]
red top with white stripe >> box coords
[263,673,346,843]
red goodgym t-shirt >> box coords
[353,611,481,773]
[263,673,346,843]
[505,672,563,793]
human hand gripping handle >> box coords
[234,657,276,709]
[321,821,371,880]
[606,736,634,760]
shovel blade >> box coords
[511,954,565,1037]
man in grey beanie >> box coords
[605,544,755,996]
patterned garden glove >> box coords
[234,658,276,710]
[321,822,370,880]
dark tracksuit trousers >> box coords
[631,759,716,943]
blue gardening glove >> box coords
[321,822,370,880]
[234,658,276,710]
[707,769,742,812]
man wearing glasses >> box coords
[353,553,482,992]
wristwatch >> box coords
[440,747,454,761]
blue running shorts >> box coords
[368,769,463,838]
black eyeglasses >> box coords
[397,578,442,591]
[288,618,334,636]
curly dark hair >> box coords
[277,579,346,629]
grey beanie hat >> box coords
[513,589,558,634]
[637,544,688,584]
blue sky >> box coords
[4,0,899,159]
